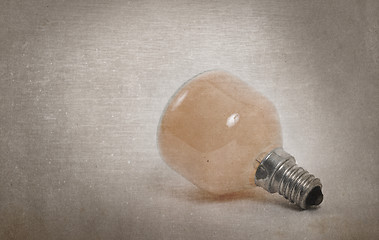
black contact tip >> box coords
[305,186,323,207]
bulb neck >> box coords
[255,148,323,209]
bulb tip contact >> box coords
[305,186,323,207]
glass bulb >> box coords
[158,70,323,209]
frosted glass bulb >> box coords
[158,70,323,209]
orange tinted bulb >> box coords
[158,70,323,209]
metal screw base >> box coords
[255,148,323,209]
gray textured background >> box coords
[1,0,378,239]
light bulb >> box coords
[158,70,323,209]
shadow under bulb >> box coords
[157,70,323,209]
